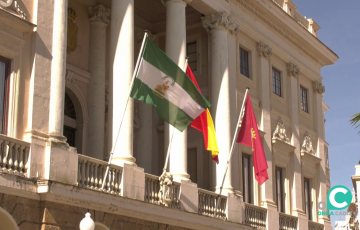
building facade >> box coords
[0,0,337,229]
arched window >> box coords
[63,93,77,147]
[0,207,19,230]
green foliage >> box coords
[350,113,360,134]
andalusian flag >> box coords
[130,38,211,131]
[186,66,219,163]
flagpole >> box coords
[162,57,189,173]
[101,31,149,190]
[215,87,250,216]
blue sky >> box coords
[296,0,360,226]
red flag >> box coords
[236,92,268,184]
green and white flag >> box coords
[130,38,211,132]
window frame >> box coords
[304,177,312,220]
[186,41,198,72]
[242,153,252,204]
[239,47,250,78]
[272,68,282,97]
[300,86,309,113]
[275,167,285,213]
[0,56,11,135]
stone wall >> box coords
[0,193,191,230]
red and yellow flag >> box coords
[186,66,219,163]
[236,92,268,184]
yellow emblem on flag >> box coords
[251,128,256,151]
[153,76,174,98]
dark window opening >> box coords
[240,48,249,78]
[0,56,11,135]
[272,68,281,97]
[242,154,252,203]
[300,86,309,113]
[186,41,197,72]
[275,167,285,212]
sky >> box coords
[296,0,360,226]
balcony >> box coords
[279,212,298,230]
[244,203,267,229]
[198,188,227,219]
[308,220,324,230]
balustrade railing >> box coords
[198,188,227,219]
[144,173,180,210]
[244,203,267,229]
[279,213,298,230]
[77,155,122,194]
[0,134,30,177]
[308,220,324,230]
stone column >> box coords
[87,5,110,159]
[257,42,278,229]
[202,12,239,194]
[162,0,191,182]
[48,0,68,143]
[287,63,307,227]
[136,32,156,173]
[313,81,330,227]
[108,0,135,166]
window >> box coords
[187,148,197,183]
[272,68,281,97]
[304,178,312,220]
[240,48,249,78]
[275,167,285,212]
[186,41,197,71]
[242,154,252,203]
[300,86,309,113]
[0,56,10,135]
[63,93,77,147]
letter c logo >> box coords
[329,187,348,208]
[327,185,352,210]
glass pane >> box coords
[64,93,76,119]
[187,53,197,62]
[187,42,197,54]
[189,62,197,72]
[243,156,249,203]
[0,62,5,133]
[63,125,76,147]
[187,148,198,183]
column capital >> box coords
[257,42,272,57]
[161,0,192,6]
[201,12,239,35]
[88,4,110,24]
[313,80,325,94]
[286,62,300,78]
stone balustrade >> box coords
[279,212,298,230]
[0,134,30,177]
[77,155,122,194]
[198,188,227,219]
[244,203,267,229]
[308,220,324,230]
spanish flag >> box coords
[186,66,219,163]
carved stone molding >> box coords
[134,100,141,129]
[201,12,240,35]
[286,62,300,78]
[301,132,316,155]
[159,171,174,207]
[88,4,110,24]
[67,8,78,54]
[0,0,12,7]
[65,70,76,87]
[257,42,272,57]
[137,31,156,47]
[0,0,27,20]
[312,81,325,94]
[272,117,289,143]
[161,0,192,5]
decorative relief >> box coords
[0,0,27,20]
[134,100,141,129]
[286,62,300,78]
[65,70,76,87]
[161,0,192,5]
[301,132,316,155]
[201,12,240,35]
[272,117,289,143]
[312,81,325,94]
[67,8,78,54]
[159,171,175,207]
[88,4,110,24]
[257,42,272,57]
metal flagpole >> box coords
[215,87,250,217]
[101,31,149,190]
[162,57,189,173]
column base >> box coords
[112,156,136,167]
[261,199,277,210]
[172,172,190,183]
[49,132,68,147]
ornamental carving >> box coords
[286,62,300,78]
[201,12,240,35]
[159,171,175,207]
[257,42,272,57]
[272,117,289,143]
[301,132,316,155]
[134,100,141,129]
[161,0,192,5]
[88,4,110,24]
[312,81,325,94]
[67,8,78,54]
[65,70,76,87]
[0,0,27,20]
[0,0,12,7]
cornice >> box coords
[201,12,239,35]
[234,0,337,66]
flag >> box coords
[130,37,211,132]
[186,65,219,163]
[236,92,268,184]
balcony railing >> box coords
[308,220,324,230]
[244,203,267,229]
[77,155,122,194]
[144,173,180,210]
[198,188,227,219]
[0,134,30,177]
[279,213,298,230]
